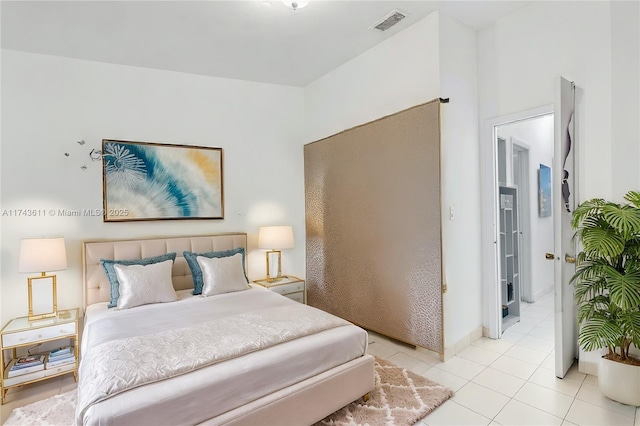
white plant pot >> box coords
[598,357,640,406]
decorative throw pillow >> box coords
[184,247,248,295]
[197,253,250,296]
[113,259,177,310]
[100,252,177,308]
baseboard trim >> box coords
[533,285,554,302]
[415,345,442,362]
[579,358,599,376]
[439,326,483,361]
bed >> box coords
[79,233,374,425]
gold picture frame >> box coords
[28,274,58,321]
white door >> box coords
[553,76,578,378]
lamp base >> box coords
[28,312,57,322]
[265,275,289,283]
[27,273,58,322]
[265,250,285,283]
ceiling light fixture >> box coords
[282,0,309,11]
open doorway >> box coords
[482,78,579,378]
[495,114,555,335]
[480,105,555,339]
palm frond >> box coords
[579,227,625,258]
[572,198,605,229]
[577,296,610,323]
[574,277,608,304]
[619,311,640,349]
[606,267,640,310]
[579,316,622,352]
[601,204,640,236]
[580,215,609,231]
[623,191,640,208]
[625,240,640,258]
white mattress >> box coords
[80,287,368,425]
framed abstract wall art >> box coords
[102,140,223,221]
[538,163,552,217]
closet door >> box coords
[304,100,443,353]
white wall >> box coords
[611,1,640,197]
[478,0,640,203]
[0,50,305,324]
[498,115,554,300]
[304,11,440,142]
[438,13,481,351]
[305,11,483,354]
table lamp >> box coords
[258,226,294,282]
[18,237,67,320]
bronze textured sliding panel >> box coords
[304,100,442,353]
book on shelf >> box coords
[48,353,75,363]
[48,347,74,360]
[46,355,76,368]
[11,354,44,369]
[6,358,45,377]
[48,346,72,358]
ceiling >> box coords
[1,1,535,87]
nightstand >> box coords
[253,276,305,304]
[0,308,79,404]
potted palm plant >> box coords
[571,191,640,406]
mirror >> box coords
[28,275,57,320]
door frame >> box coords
[481,104,553,339]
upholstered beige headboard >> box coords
[82,233,248,308]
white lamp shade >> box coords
[19,237,68,273]
[258,226,295,250]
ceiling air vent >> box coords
[370,9,407,31]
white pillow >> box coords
[197,253,249,296]
[113,259,177,309]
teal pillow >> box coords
[184,247,248,295]
[101,252,177,308]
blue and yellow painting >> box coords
[102,140,223,221]
[538,164,552,218]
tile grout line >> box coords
[573,375,639,421]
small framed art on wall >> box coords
[538,163,552,218]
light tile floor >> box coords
[1,292,639,425]
[366,292,640,426]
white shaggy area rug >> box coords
[315,357,454,426]
[4,390,76,426]
[5,357,453,426]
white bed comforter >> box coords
[76,288,360,425]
